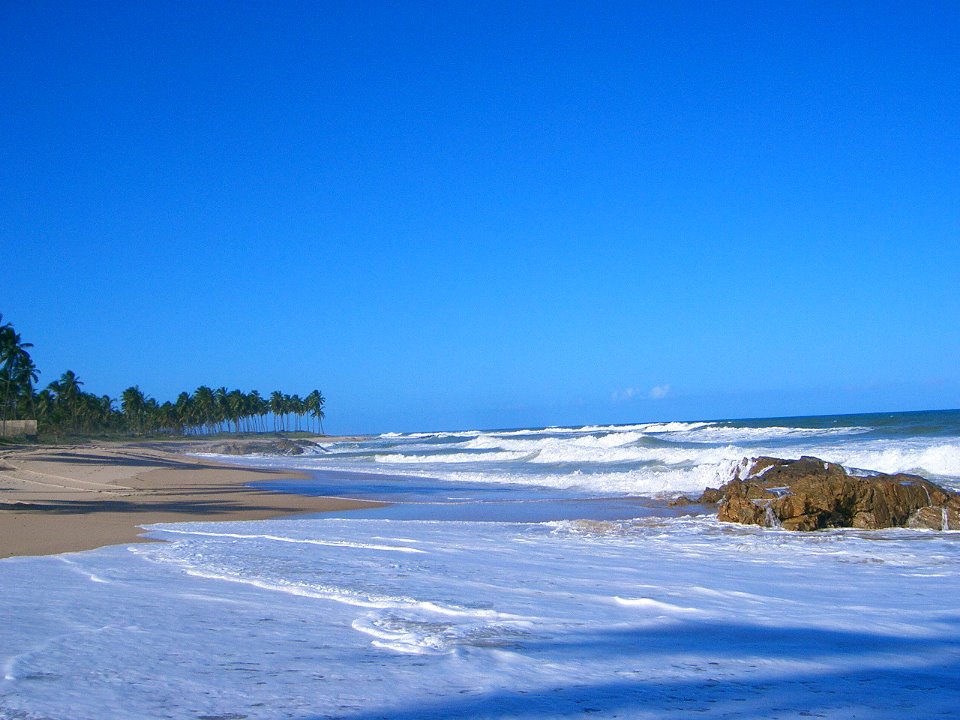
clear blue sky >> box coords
[2,1,958,433]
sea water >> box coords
[238,408,960,514]
[2,410,959,718]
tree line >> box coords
[1,314,325,437]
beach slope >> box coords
[0,442,380,558]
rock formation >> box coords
[695,456,960,531]
[194,438,322,456]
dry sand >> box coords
[0,441,383,559]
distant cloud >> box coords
[611,387,639,402]
[611,384,672,402]
[648,384,671,400]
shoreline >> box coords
[0,440,386,559]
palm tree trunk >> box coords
[1,380,9,436]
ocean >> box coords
[237,408,960,515]
[2,409,959,718]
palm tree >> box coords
[35,388,56,433]
[98,395,117,432]
[247,390,264,433]
[287,394,302,432]
[0,314,13,370]
[306,389,326,434]
[78,393,100,433]
[258,393,270,432]
[156,401,179,434]
[193,386,215,434]
[226,389,244,433]
[175,392,193,435]
[10,351,38,422]
[270,391,284,432]
[0,316,14,428]
[0,316,329,439]
[1,325,37,431]
[52,370,84,432]
[282,393,294,432]
[143,397,159,434]
[22,356,40,419]
[121,386,146,435]
[214,387,229,434]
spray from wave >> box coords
[205,411,960,496]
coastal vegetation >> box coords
[0,314,325,438]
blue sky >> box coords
[2,1,958,433]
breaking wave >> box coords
[210,411,960,497]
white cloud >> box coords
[648,384,671,400]
[611,384,671,402]
[611,387,639,402]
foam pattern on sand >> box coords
[2,514,959,718]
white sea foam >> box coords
[157,528,427,553]
[380,430,484,440]
[487,421,713,436]
[668,424,873,443]
[612,596,706,615]
[351,611,534,655]
[2,504,959,719]
[823,442,960,483]
[374,450,537,464]
[627,421,713,433]
[209,440,960,500]
[462,432,630,453]
[456,434,748,468]
[194,416,960,501]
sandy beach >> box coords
[0,441,383,559]
[2,419,959,719]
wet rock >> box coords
[908,505,960,531]
[697,487,725,505]
[699,456,960,531]
[670,487,724,506]
[195,438,319,456]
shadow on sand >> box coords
[22,451,212,469]
[320,620,960,719]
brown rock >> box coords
[705,456,960,531]
[908,505,960,531]
[697,487,724,504]
[195,438,319,456]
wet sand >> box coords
[0,441,384,559]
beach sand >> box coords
[0,441,383,559]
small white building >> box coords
[0,419,37,439]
